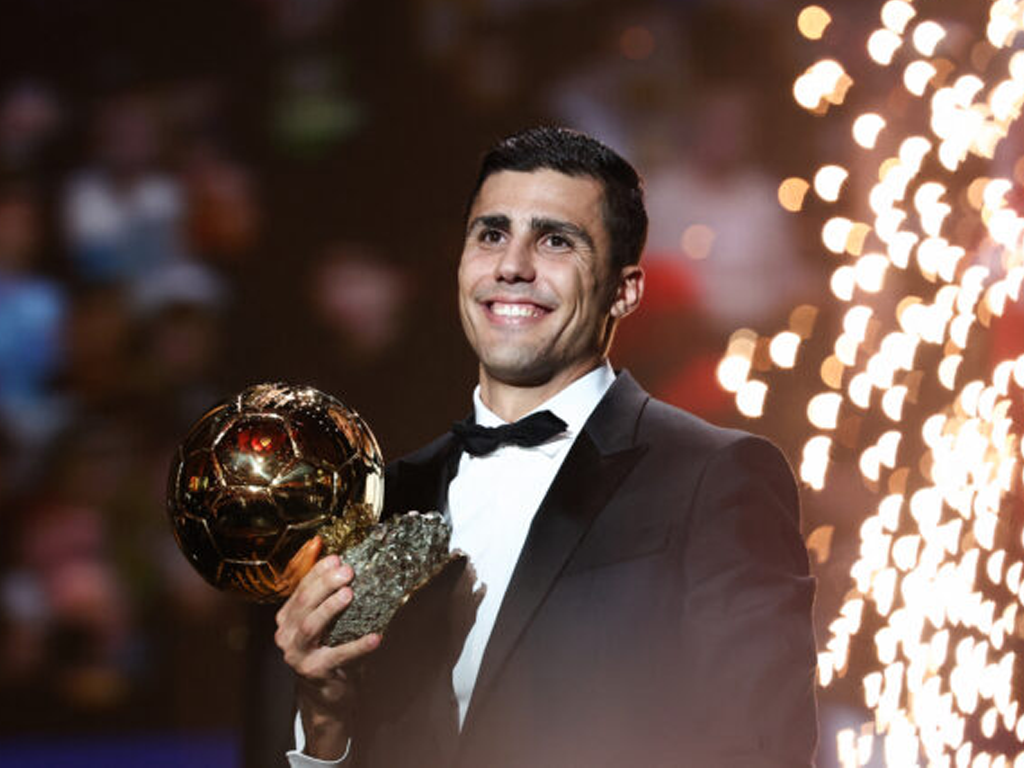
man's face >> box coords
[458,169,632,392]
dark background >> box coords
[0,1,1020,766]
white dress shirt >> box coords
[288,362,616,766]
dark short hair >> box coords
[467,127,648,271]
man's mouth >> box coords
[487,301,546,318]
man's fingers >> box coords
[275,555,357,655]
[297,585,353,643]
[325,632,382,671]
[296,632,382,680]
[278,586,352,666]
[278,556,352,621]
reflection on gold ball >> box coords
[166,383,384,602]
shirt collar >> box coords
[471,361,615,450]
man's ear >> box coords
[610,265,644,319]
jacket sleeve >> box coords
[668,434,818,767]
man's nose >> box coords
[494,240,535,282]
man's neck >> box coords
[478,360,606,422]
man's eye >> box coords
[480,229,505,244]
[544,234,572,249]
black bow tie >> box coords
[452,410,568,457]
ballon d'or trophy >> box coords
[166,383,462,645]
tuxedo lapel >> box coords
[459,372,649,741]
[376,432,464,767]
[384,431,462,519]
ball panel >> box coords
[272,458,334,490]
[168,512,224,587]
[334,459,364,511]
[271,464,336,524]
[218,560,285,602]
[327,404,382,466]
[175,448,221,517]
[181,402,236,454]
[214,415,295,486]
[210,490,285,560]
[268,521,324,565]
[288,411,352,468]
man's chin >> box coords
[479,357,554,389]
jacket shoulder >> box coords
[638,395,781,459]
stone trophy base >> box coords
[318,510,464,646]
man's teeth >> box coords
[492,303,542,317]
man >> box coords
[275,127,817,767]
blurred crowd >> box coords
[0,72,262,740]
[0,0,835,762]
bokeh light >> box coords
[722,0,1024,763]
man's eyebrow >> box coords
[531,217,595,251]
[466,214,510,235]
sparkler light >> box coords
[725,2,1024,765]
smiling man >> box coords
[274,127,818,767]
[459,166,642,416]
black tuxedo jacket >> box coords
[350,372,817,768]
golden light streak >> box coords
[794,59,853,111]
[721,3,1024,763]
[954,75,986,107]
[1006,268,1024,302]
[821,355,845,389]
[1011,50,1024,81]
[984,178,1013,209]
[902,134,933,169]
[1012,356,1024,388]
[857,731,875,766]
[881,0,915,35]
[849,372,873,408]
[823,216,856,252]
[801,435,832,490]
[793,75,820,112]
[888,231,918,268]
[950,314,973,348]
[968,177,991,209]
[814,164,849,202]
[847,222,871,255]
[988,208,1024,247]
[912,20,947,56]
[769,331,801,368]
[989,78,1024,122]
[837,727,858,767]
[855,253,889,292]
[809,392,843,429]
[893,535,920,571]
[853,113,887,148]
[798,5,832,40]
[716,354,751,393]
[831,265,857,301]
[868,29,903,66]
[789,304,820,338]
[905,60,938,96]
[914,182,952,236]
[878,430,901,467]
[882,386,908,421]
[987,3,1019,47]
[779,177,810,212]
[843,305,874,341]
[807,524,835,564]
[736,379,767,418]
[939,354,963,390]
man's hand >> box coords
[275,537,381,759]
